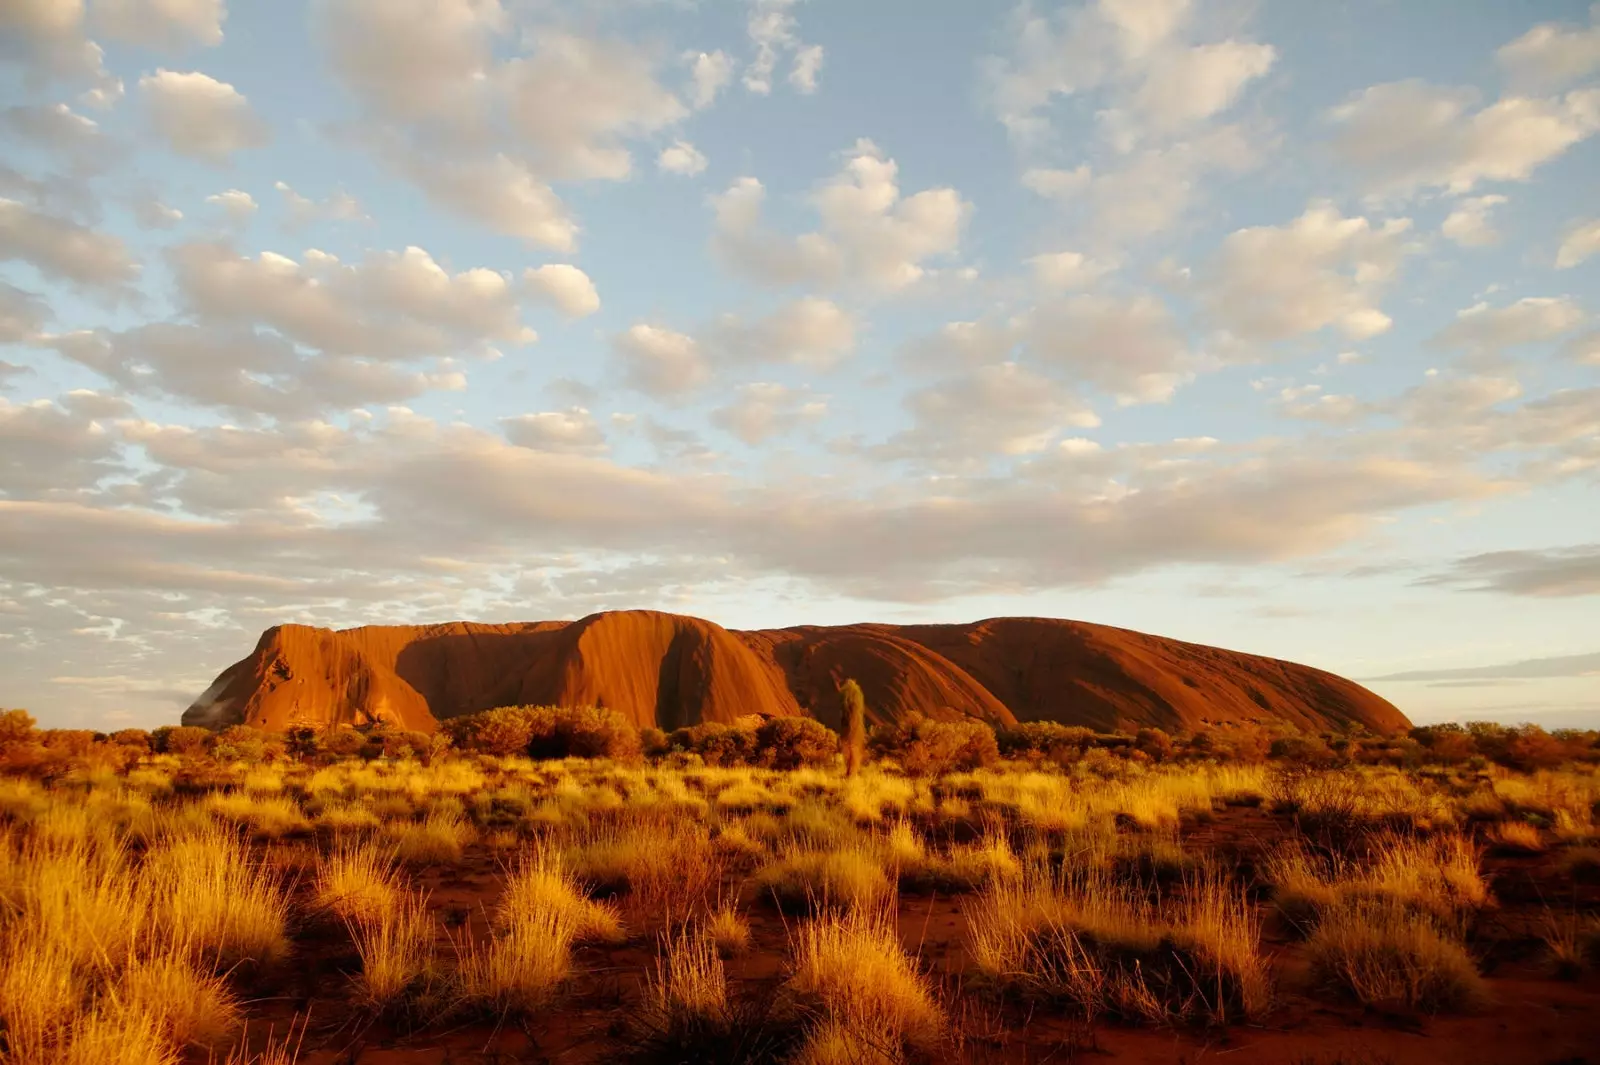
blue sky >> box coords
[2,0,1597,731]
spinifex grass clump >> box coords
[785,906,944,1062]
[755,843,892,914]
[1264,831,1489,935]
[315,843,403,924]
[347,889,439,1014]
[1306,900,1488,1013]
[964,865,1269,1025]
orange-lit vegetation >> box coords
[0,706,1598,1062]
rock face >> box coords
[183,609,1409,735]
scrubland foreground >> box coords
[1,711,1600,1064]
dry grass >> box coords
[389,811,474,866]
[1486,820,1546,856]
[141,827,290,971]
[706,902,753,956]
[119,950,241,1051]
[348,890,437,1012]
[786,907,944,1059]
[453,906,576,1016]
[498,845,626,946]
[964,865,1268,1024]
[756,843,892,913]
[314,844,403,924]
[1265,832,1489,934]
[1306,900,1488,1013]
[564,816,725,918]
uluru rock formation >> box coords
[183,610,1409,735]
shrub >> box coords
[1269,734,1338,768]
[212,725,279,763]
[869,713,998,776]
[107,729,152,753]
[380,730,433,760]
[320,728,368,759]
[996,721,1098,762]
[0,708,36,746]
[39,730,98,757]
[756,716,839,770]
[666,722,760,767]
[444,705,641,761]
[151,725,212,756]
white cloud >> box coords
[0,197,139,290]
[205,188,257,224]
[743,0,823,95]
[1441,194,1508,247]
[131,196,184,229]
[93,0,225,50]
[0,282,50,343]
[1028,250,1113,289]
[658,140,708,175]
[1026,292,1195,403]
[0,392,128,498]
[140,69,270,163]
[1496,5,1600,93]
[1201,201,1415,343]
[392,151,577,252]
[1272,385,1369,425]
[169,242,534,359]
[502,408,607,454]
[1433,297,1587,356]
[876,362,1100,465]
[688,50,734,109]
[711,140,970,291]
[1556,218,1600,269]
[524,264,600,318]
[273,180,365,230]
[0,102,107,165]
[790,44,824,93]
[613,323,707,397]
[0,0,122,102]
[711,297,856,369]
[711,382,825,444]
[503,33,687,181]
[1328,80,1600,197]
[1021,165,1092,200]
[1127,39,1276,134]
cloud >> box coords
[0,197,139,290]
[0,392,128,498]
[1201,201,1416,343]
[51,323,467,419]
[140,69,270,163]
[0,102,109,167]
[502,408,607,454]
[1,281,51,343]
[93,0,225,50]
[0,0,122,103]
[503,33,687,181]
[743,0,824,95]
[205,188,258,224]
[1271,385,1369,425]
[130,196,183,229]
[1556,218,1600,269]
[273,181,365,230]
[875,362,1100,466]
[1441,194,1508,247]
[1432,297,1586,357]
[711,297,855,369]
[984,0,1273,147]
[1028,251,1114,290]
[688,50,734,108]
[1364,649,1600,683]
[390,150,577,251]
[1419,544,1600,598]
[711,140,970,290]
[524,264,600,318]
[1496,5,1600,93]
[710,383,826,444]
[168,242,534,359]
[1020,166,1092,200]
[1328,79,1600,198]
[1025,292,1196,403]
[658,140,708,175]
[613,323,708,397]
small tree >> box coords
[840,678,866,777]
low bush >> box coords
[1306,900,1488,1013]
[869,713,999,776]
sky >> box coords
[1,0,1598,732]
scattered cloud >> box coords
[1441,194,1508,247]
[1556,218,1600,268]
[93,0,225,51]
[743,0,824,95]
[1420,544,1600,598]
[612,323,708,397]
[140,69,270,163]
[0,197,139,291]
[710,139,970,291]
[711,297,855,369]
[1328,79,1600,198]
[1496,4,1600,93]
[1363,649,1600,682]
[710,382,826,444]
[524,264,600,318]
[1432,296,1586,357]
[502,408,607,454]
[205,188,258,224]
[688,50,734,109]
[658,139,708,175]
[273,181,365,230]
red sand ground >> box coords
[183,610,1408,736]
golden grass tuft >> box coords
[705,902,753,957]
[499,845,626,946]
[1486,820,1546,856]
[453,907,575,1017]
[389,810,474,866]
[141,826,290,971]
[756,843,892,913]
[787,907,944,1058]
[347,890,438,1012]
[1306,900,1488,1013]
[314,844,403,924]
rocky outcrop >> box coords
[183,609,1409,735]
